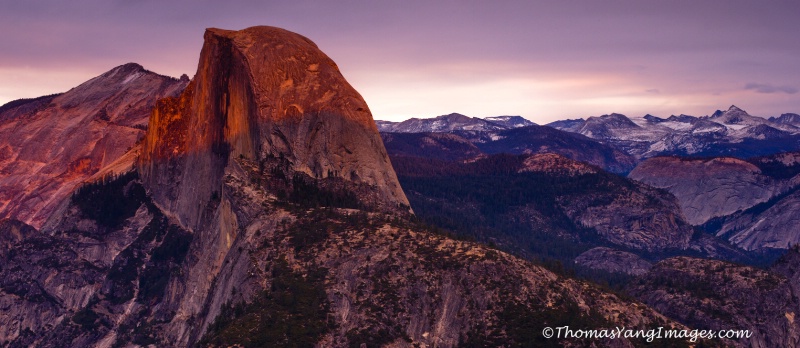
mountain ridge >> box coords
[0,63,188,228]
[547,105,800,159]
[376,113,534,133]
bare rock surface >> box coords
[628,256,800,348]
[0,165,685,347]
[139,26,409,231]
[0,63,187,228]
[518,153,599,176]
[629,156,786,225]
[711,187,800,251]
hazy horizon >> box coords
[1,0,798,123]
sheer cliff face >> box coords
[0,64,187,228]
[139,27,408,229]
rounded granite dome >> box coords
[140,25,409,229]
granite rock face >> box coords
[710,187,800,251]
[555,174,693,252]
[629,156,789,225]
[0,64,187,228]
[139,27,409,230]
[630,153,800,251]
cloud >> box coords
[645,89,660,94]
[744,82,798,94]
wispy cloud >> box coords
[744,82,798,94]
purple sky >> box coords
[1,0,798,123]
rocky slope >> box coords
[387,138,761,277]
[628,151,800,253]
[706,187,800,252]
[484,115,536,128]
[628,255,800,348]
[0,63,188,228]
[771,113,800,127]
[379,120,638,174]
[392,152,694,258]
[0,172,684,347]
[574,247,653,276]
[380,132,483,161]
[698,152,800,252]
[464,125,638,173]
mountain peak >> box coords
[586,113,639,128]
[484,115,536,128]
[116,62,145,72]
[771,113,800,126]
[98,62,147,79]
[728,105,745,113]
[710,105,749,120]
[0,62,188,228]
[440,113,471,121]
[643,114,665,123]
[139,25,410,229]
[206,26,319,50]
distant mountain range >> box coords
[380,109,800,256]
[547,105,800,159]
[378,110,800,346]
[378,105,800,161]
[376,113,535,133]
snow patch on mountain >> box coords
[549,105,800,159]
[376,113,535,133]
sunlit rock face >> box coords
[0,64,187,228]
[139,26,409,230]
